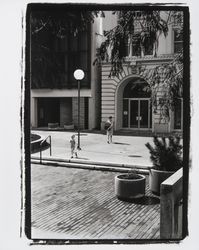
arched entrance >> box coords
[120,77,152,130]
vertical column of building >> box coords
[31,97,38,128]
[89,15,103,130]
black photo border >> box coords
[24,3,190,245]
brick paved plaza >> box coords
[31,163,160,240]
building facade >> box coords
[30,10,183,134]
[31,12,103,130]
[100,12,183,134]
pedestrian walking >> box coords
[70,134,78,158]
[104,116,113,144]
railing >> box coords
[39,135,52,164]
[160,168,183,239]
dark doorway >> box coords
[37,98,60,127]
[123,78,151,129]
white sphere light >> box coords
[74,69,85,80]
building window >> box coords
[174,98,183,130]
[124,20,153,58]
[143,38,154,56]
[55,28,90,88]
[174,29,183,53]
[131,34,142,56]
[32,24,90,89]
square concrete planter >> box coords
[64,124,74,130]
[48,123,59,129]
[149,169,174,195]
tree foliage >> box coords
[30,10,100,88]
[145,136,183,171]
[94,11,169,76]
[94,10,184,119]
[30,9,184,120]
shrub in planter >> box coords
[115,172,146,200]
[145,136,183,194]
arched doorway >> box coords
[122,78,152,129]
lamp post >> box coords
[74,69,85,150]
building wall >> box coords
[89,15,103,129]
[31,97,38,128]
[31,89,91,128]
[60,98,72,127]
[100,11,182,133]
[31,15,102,130]
[72,97,85,129]
[101,56,174,132]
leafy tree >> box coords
[30,8,184,120]
[30,10,100,88]
[94,10,184,120]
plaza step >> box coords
[31,156,149,175]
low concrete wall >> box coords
[160,168,183,239]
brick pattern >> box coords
[31,164,160,239]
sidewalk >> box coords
[31,130,153,168]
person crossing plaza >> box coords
[104,116,114,144]
[70,134,78,158]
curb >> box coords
[31,155,151,170]
[31,157,150,175]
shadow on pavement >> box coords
[118,196,160,205]
[113,142,130,145]
[74,133,88,136]
[31,144,50,154]
[128,155,142,158]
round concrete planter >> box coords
[115,174,146,200]
[149,169,174,195]
[30,134,46,153]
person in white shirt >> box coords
[105,116,113,144]
[70,134,78,158]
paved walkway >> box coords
[31,163,160,240]
[31,130,153,168]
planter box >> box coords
[149,169,174,195]
[115,174,146,200]
[64,124,74,130]
[48,123,59,129]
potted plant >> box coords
[115,170,146,200]
[145,136,183,195]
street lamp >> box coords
[74,69,85,150]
